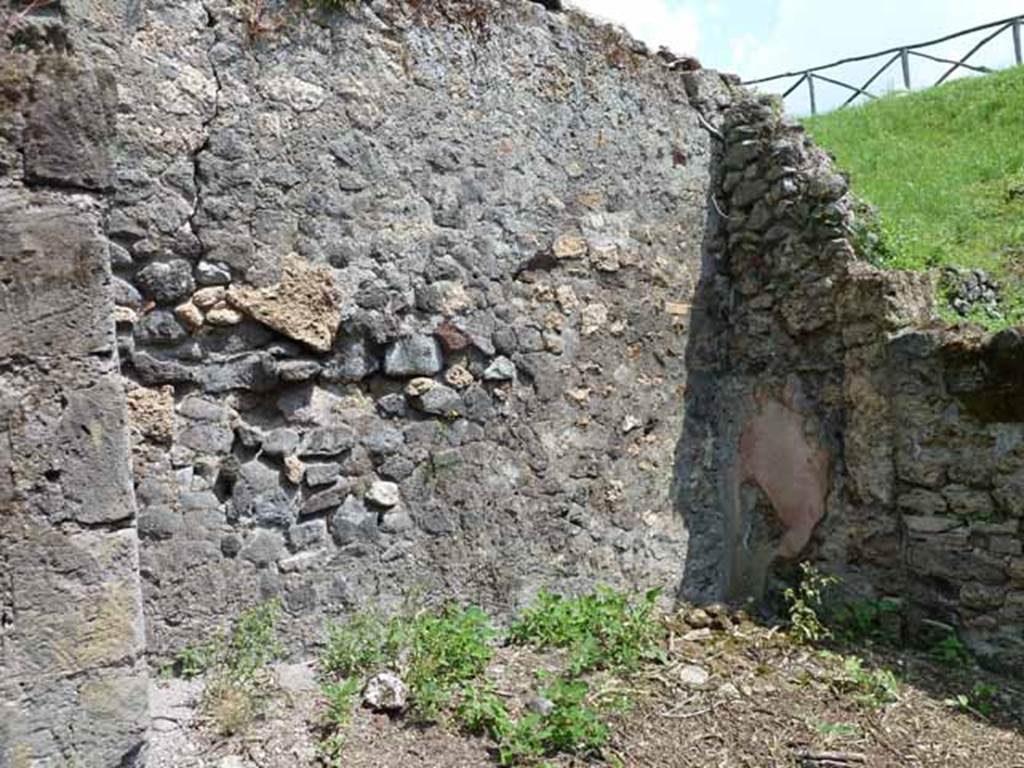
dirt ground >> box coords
[602,624,1024,768]
[148,613,1024,768]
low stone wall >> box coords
[889,328,1024,666]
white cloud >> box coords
[569,0,701,56]
[738,0,1022,74]
[732,0,1024,112]
[728,32,760,68]
[567,0,1023,114]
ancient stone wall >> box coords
[679,90,1024,671]
[0,21,150,766]
[675,90,883,606]
[102,0,733,658]
[5,0,1024,762]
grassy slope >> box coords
[804,65,1024,328]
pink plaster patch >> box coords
[739,394,829,558]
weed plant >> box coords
[165,600,284,736]
[316,587,663,765]
[509,586,666,675]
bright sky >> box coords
[570,0,1024,113]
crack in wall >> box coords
[185,2,224,262]
[0,514,14,665]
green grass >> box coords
[945,682,999,719]
[321,603,497,721]
[804,65,1024,328]
[402,604,498,719]
[165,600,284,737]
[316,588,664,765]
[509,587,666,675]
[827,652,901,709]
[317,678,361,768]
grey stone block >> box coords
[263,428,300,457]
[200,353,279,393]
[414,383,463,416]
[136,259,196,305]
[288,519,327,550]
[179,424,235,455]
[329,496,378,546]
[322,336,378,382]
[304,463,341,487]
[362,427,405,457]
[278,359,323,382]
[23,65,115,190]
[483,355,516,381]
[134,309,188,346]
[196,260,232,285]
[376,393,408,418]
[302,483,350,516]
[384,335,443,377]
[240,529,285,567]
[300,426,356,457]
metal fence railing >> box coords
[744,15,1024,115]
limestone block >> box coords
[0,191,114,358]
[553,234,587,259]
[126,385,175,445]
[228,253,342,352]
[366,480,400,508]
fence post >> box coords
[900,47,911,89]
[807,73,817,115]
[1014,17,1022,65]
